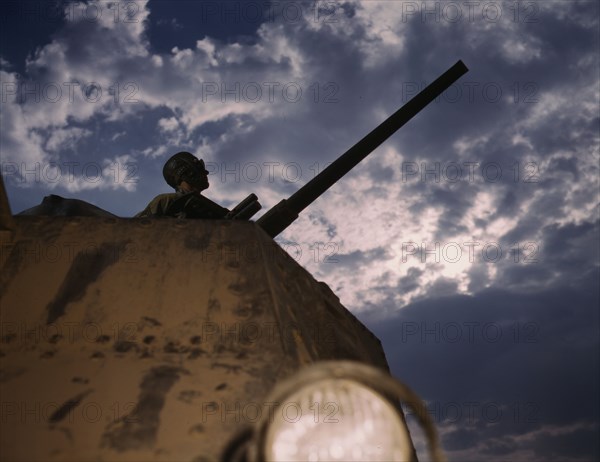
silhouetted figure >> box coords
[135,151,228,219]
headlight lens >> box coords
[264,378,410,461]
[237,361,445,462]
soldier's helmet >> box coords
[163,152,209,190]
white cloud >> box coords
[45,127,92,152]
[501,36,542,64]
[52,153,139,193]
[158,117,179,132]
[1,71,49,167]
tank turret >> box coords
[0,60,469,461]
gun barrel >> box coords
[232,200,262,220]
[226,193,261,219]
[257,60,469,237]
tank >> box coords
[0,61,468,461]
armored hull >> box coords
[0,215,392,461]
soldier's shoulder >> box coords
[151,192,180,202]
[147,192,183,208]
[135,192,182,217]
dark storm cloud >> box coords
[305,210,338,238]
[423,276,460,297]
[397,267,424,293]
[390,45,595,242]
[497,219,599,290]
[146,0,265,54]
[371,2,599,247]
[359,268,598,460]
[532,426,600,460]
[548,156,579,181]
[466,261,492,292]
[0,0,67,74]
[404,182,474,239]
[327,246,391,268]
[365,158,395,184]
[480,436,518,456]
[357,211,599,460]
[542,220,596,257]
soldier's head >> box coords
[163,151,209,193]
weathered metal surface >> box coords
[17,194,118,218]
[0,176,14,244]
[0,216,389,461]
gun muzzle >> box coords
[226,194,261,220]
[232,200,262,220]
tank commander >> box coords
[135,151,229,219]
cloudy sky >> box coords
[1,0,598,460]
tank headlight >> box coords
[222,361,446,462]
[264,377,409,461]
